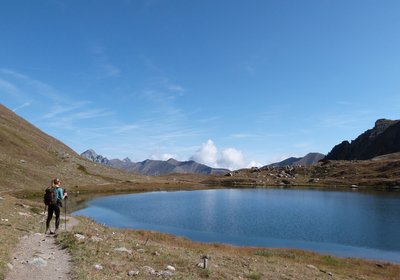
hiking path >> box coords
[5,215,78,280]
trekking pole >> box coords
[64,189,67,230]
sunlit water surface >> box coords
[74,188,400,263]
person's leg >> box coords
[54,205,61,232]
[46,205,54,233]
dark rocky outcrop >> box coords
[80,150,229,176]
[325,119,400,160]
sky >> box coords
[1,0,400,170]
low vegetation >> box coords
[0,195,43,279]
[55,215,399,279]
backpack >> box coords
[44,187,56,206]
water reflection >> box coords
[73,188,400,263]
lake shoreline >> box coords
[72,186,400,265]
[2,185,400,279]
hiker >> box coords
[45,178,68,234]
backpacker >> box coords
[43,187,56,206]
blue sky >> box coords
[1,0,400,169]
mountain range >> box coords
[81,149,230,176]
[265,152,325,168]
[325,119,400,160]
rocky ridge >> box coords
[325,119,400,160]
[266,153,325,168]
[80,149,230,176]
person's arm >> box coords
[57,188,64,201]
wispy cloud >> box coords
[320,113,372,129]
[41,101,91,119]
[92,45,121,78]
[336,101,353,106]
[166,84,185,93]
[0,68,61,101]
[230,133,257,139]
[140,55,164,74]
[13,102,31,112]
[0,78,18,94]
[103,63,120,77]
[244,64,256,74]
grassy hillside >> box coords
[0,103,197,196]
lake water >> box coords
[73,188,400,263]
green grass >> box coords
[254,249,296,259]
[247,271,263,280]
[322,255,346,266]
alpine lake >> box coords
[73,188,400,263]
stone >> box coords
[306,264,318,271]
[114,247,132,254]
[18,212,32,217]
[6,263,13,270]
[128,270,140,276]
[158,270,174,277]
[142,266,156,275]
[94,264,103,270]
[74,233,85,241]
[137,249,145,253]
[90,236,103,242]
[29,257,48,267]
[166,265,176,271]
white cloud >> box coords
[191,139,252,170]
[191,139,218,167]
[247,160,262,168]
[218,148,245,170]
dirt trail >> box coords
[5,216,78,280]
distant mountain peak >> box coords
[80,150,229,176]
[123,157,132,163]
[81,149,110,165]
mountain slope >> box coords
[0,103,144,193]
[81,149,230,176]
[266,153,325,167]
[325,119,400,160]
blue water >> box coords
[73,188,400,263]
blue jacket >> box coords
[55,187,64,202]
